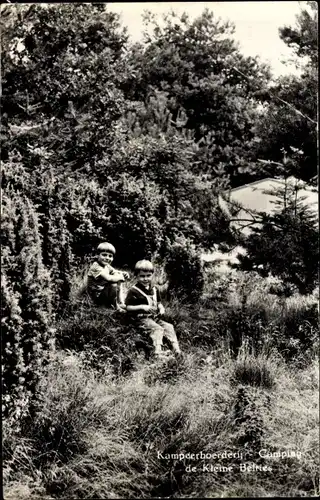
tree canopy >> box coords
[252,1,318,182]
[1,2,318,296]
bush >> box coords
[230,346,278,390]
[102,175,165,268]
[265,302,319,366]
[21,352,114,467]
[203,269,319,364]
[165,242,205,303]
[1,193,55,427]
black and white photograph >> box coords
[1,1,319,498]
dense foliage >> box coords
[164,242,205,303]
[122,9,273,186]
[1,1,318,442]
[1,192,54,425]
[252,1,318,182]
[238,176,319,295]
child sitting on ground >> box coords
[87,242,129,310]
[125,260,182,358]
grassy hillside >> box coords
[3,270,319,499]
[3,346,319,499]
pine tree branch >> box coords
[232,66,318,126]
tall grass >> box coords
[4,267,319,498]
[4,342,319,499]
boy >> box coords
[125,260,182,358]
[87,242,129,309]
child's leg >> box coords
[98,283,118,308]
[158,320,181,354]
[117,282,126,306]
[139,318,164,355]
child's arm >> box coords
[126,304,152,313]
[157,302,165,315]
[99,267,125,283]
[110,267,130,281]
[126,288,157,313]
[156,288,165,315]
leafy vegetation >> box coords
[252,1,318,182]
[1,2,318,498]
[238,176,319,295]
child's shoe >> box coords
[116,303,127,313]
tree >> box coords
[1,3,129,174]
[121,8,272,186]
[165,242,205,303]
[108,89,234,250]
[279,1,318,66]
[238,179,319,295]
[252,1,318,182]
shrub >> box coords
[238,179,319,295]
[204,269,319,364]
[165,242,205,303]
[265,301,319,366]
[230,346,278,390]
[21,352,113,467]
[1,193,55,427]
[103,175,165,268]
[233,385,265,450]
[41,204,73,316]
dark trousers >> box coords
[90,283,118,308]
